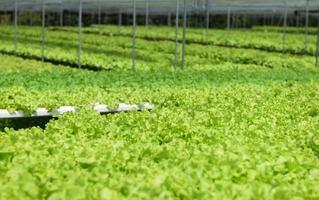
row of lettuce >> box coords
[0,54,319,199]
[52,25,317,56]
[0,54,318,113]
[252,26,318,35]
[0,26,316,70]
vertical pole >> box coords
[1,10,3,24]
[30,9,33,26]
[205,0,210,29]
[174,0,180,68]
[60,0,63,27]
[188,12,191,27]
[181,0,187,69]
[168,12,171,26]
[47,12,50,27]
[205,0,209,44]
[132,0,137,71]
[232,14,236,29]
[282,1,288,53]
[14,0,18,54]
[41,0,46,62]
[316,16,319,67]
[118,10,122,27]
[78,0,82,68]
[145,0,149,28]
[97,1,102,34]
[305,0,309,51]
[98,3,101,25]
[4,9,7,25]
[227,4,231,45]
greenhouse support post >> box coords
[41,0,46,62]
[77,0,82,68]
[132,0,137,71]
[282,2,288,53]
[146,0,149,28]
[65,11,71,26]
[174,0,180,68]
[29,10,33,26]
[14,0,18,54]
[232,14,235,28]
[60,0,63,27]
[181,0,187,69]
[118,10,122,27]
[98,4,101,25]
[227,4,231,45]
[305,0,309,50]
[316,17,319,68]
[205,0,209,44]
[205,0,210,30]
[188,12,191,27]
[4,9,7,25]
[168,12,171,26]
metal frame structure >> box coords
[1,1,319,17]
[317,16,319,67]
[0,0,319,69]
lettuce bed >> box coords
[52,25,317,56]
[0,54,319,199]
[0,26,316,71]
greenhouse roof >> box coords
[0,0,318,15]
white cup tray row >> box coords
[0,103,154,120]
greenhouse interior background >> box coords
[0,0,319,199]
[0,0,318,69]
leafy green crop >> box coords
[0,25,316,71]
[252,26,318,35]
[53,25,317,56]
[0,52,319,200]
[0,24,318,200]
